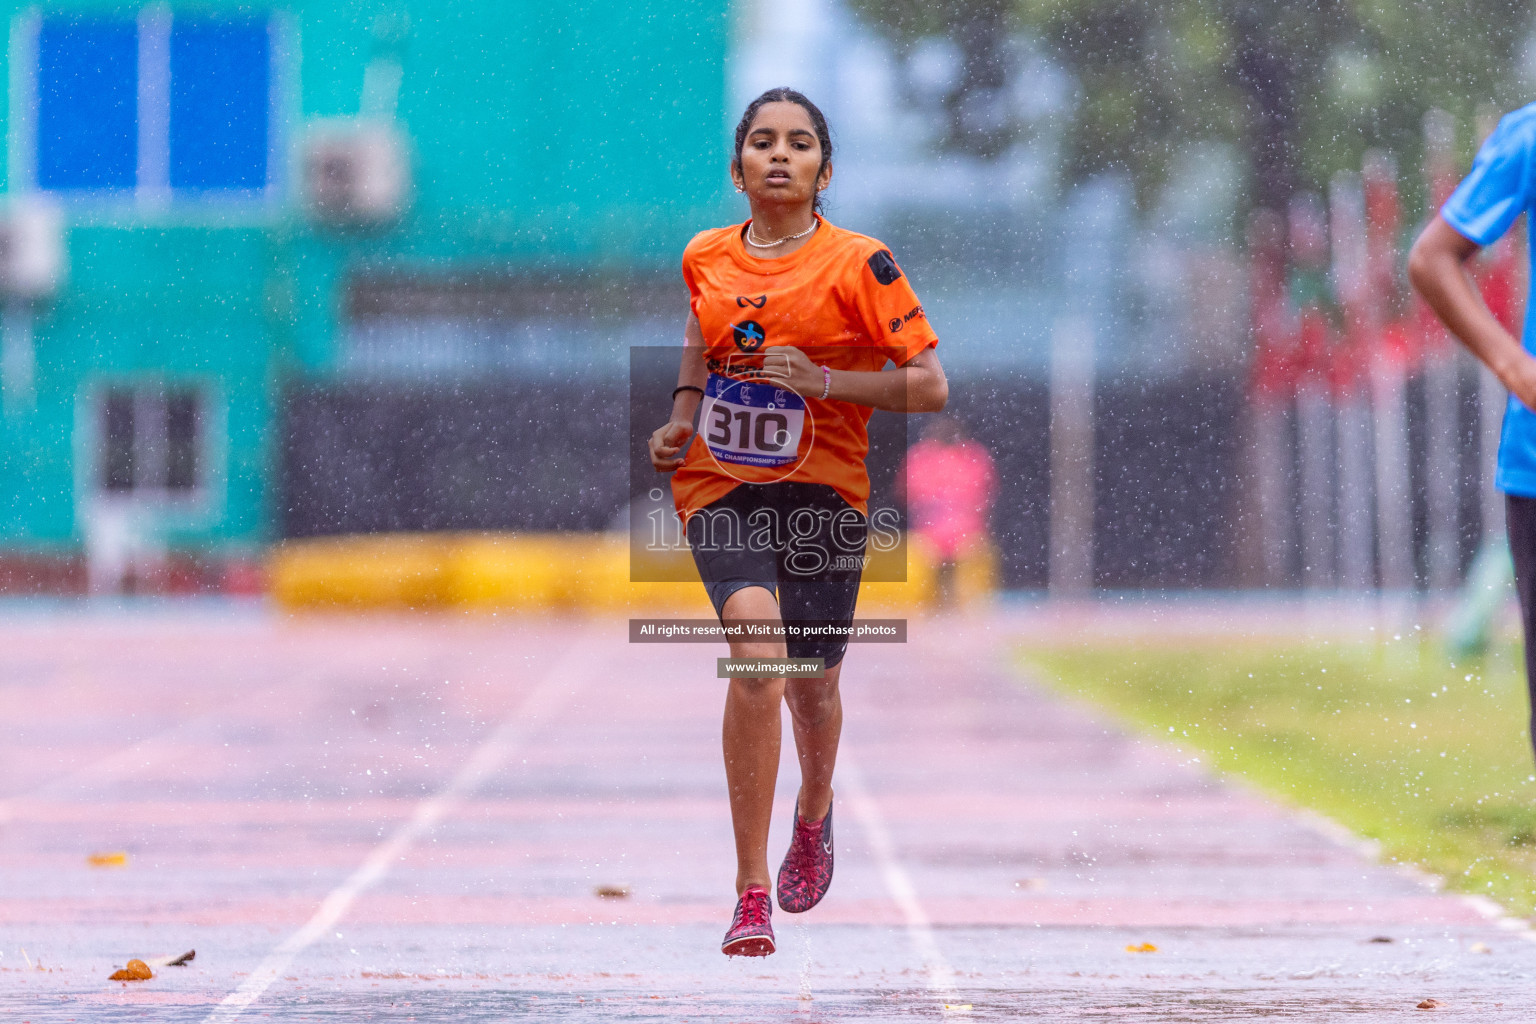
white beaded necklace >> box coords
[746,220,816,248]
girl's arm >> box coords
[758,344,948,413]
[1409,216,1536,408]
[648,315,708,472]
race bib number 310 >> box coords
[702,373,807,469]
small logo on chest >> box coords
[736,294,768,309]
[733,320,767,352]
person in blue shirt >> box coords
[1411,102,1536,757]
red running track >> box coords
[0,604,1532,1021]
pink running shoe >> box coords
[776,799,833,913]
[721,884,775,957]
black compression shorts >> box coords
[1506,494,1536,760]
[686,482,868,668]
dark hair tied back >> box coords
[732,88,833,215]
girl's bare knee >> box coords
[786,680,840,726]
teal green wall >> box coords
[300,0,731,262]
[0,0,731,551]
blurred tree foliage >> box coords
[850,0,1529,211]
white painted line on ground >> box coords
[0,658,372,825]
[1299,808,1536,945]
[0,721,188,825]
[1460,894,1536,943]
[202,647,594,1023]
[839,753,967,1012]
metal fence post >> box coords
[1050,315,1094,597]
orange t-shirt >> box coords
[671,217,938,518]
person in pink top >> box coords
[899,416,997,605]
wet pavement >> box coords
[1,604,1533,1021]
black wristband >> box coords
[671,385,704,401]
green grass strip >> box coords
[1021,637,1536,917]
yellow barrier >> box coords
[269,534,455,608]
[269,532,995,613]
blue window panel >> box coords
[169,18,269,191]
[35,18,138,191]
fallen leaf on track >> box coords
[1469,943,1491,954]
[1417,998,1443,1010]
[1125,943,1158,953]
[594,885,630,899]
[87,852,128,868]
[145,950,195,968]
[109,960,153,981]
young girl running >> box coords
[647,87,948,957]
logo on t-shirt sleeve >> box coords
[887,305,924,333]
[867,249,903,286]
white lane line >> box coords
[839,753,966,1010]
[1299,808,1536,945]
[1460,894,1536,943]
[0,657,376,825]
[202,646,592,1023]
[0,721,188,825]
